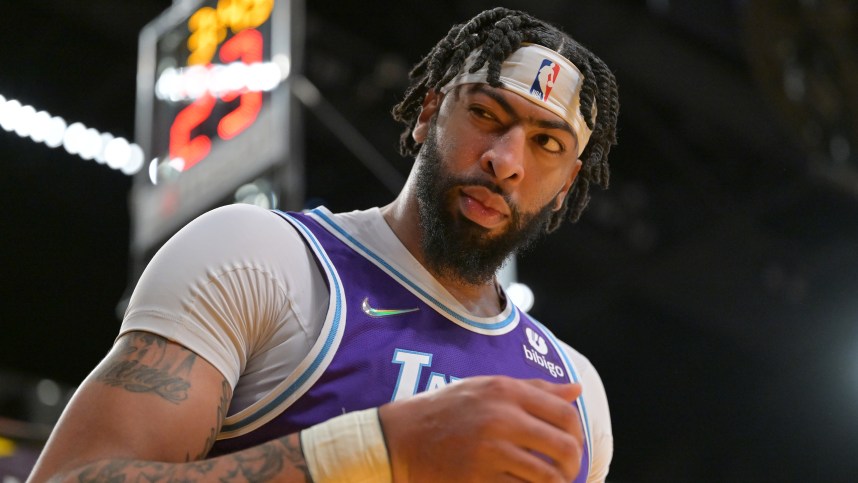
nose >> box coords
[479,126,526,186]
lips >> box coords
[458,186,511,229]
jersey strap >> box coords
[217,211,347,439]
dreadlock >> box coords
[391,7,619,232]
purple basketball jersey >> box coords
[210,209,592,481]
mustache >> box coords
[451,177,515,208]
[449,177,522,224]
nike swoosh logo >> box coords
[361,297,419,317]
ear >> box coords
[553,159,583,211]
[412,89,443,143]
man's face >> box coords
[415,121,555,285]
[413,85,583,285]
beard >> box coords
[414,123,556,286]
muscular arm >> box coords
[28,332,312,483]
[30,331,587,483]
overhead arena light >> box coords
[0,93,144,175]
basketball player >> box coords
[29,7,619,482]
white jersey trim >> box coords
[218,212,347,439]
[309,207,520,335]
[534,319,593,475]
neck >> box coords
[381,178,504,317]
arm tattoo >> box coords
[280,433,313,482]
[95,332,196,404]
[68,434,311,482]
[79,334,312,480]
[191,378,232,460]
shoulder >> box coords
[146,204,311,273]
[556,341,607,401]
[174,203,298,246]
[555,340,610,426]
[122,204,320,386]
[130,204,324,311]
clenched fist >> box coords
[379,375,585,483]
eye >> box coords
[469,105,498,122]
[534,133,564,154]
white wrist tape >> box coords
[300,408,392,483]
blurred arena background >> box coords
[1,0,857,481]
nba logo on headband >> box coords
[530,59,560,102]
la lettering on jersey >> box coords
[210,209,591,481]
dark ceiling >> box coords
[2,0,857,481]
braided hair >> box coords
[392,7,619,232]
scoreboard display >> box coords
[131,0,303,259]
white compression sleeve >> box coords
[300,408,392,483]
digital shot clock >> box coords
[130,0,304,261]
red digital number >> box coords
[167,28,264,171]
[217,28,263,140]
[169,93,216,171]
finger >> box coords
[493,441,567,483]
[454,376,585,477]
[514,380,583,434]
[494,473,537,483]
[522,379,582,402]
[496,411,583,481]
[501,381,586,479]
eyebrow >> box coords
[470,84,578,142]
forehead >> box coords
[437,44,592,157]
[456,84,576,137]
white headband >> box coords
[440,43,594,158]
